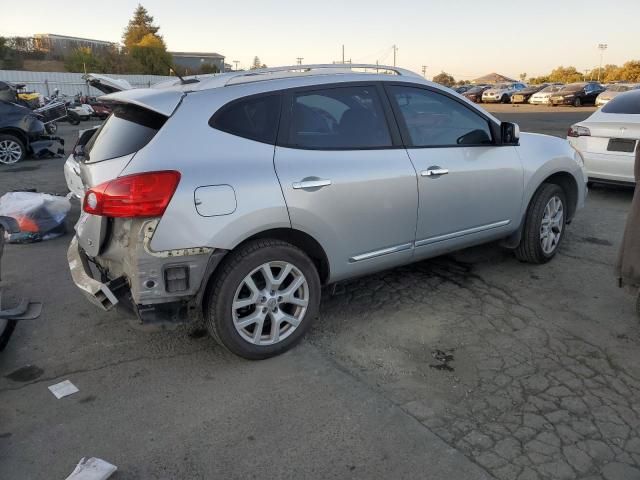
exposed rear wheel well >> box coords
[0,128,29,147]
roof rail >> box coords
[223,64,421,86]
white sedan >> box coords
[529,84,564,105]
[568,89,640,185]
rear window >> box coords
[210,95,281,144]
[84,104,166,163]
[602,91,640,114]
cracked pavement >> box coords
[1,113,640,479]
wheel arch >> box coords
[199,227,331,314]
[0,128,29,148]
[502,170,579,249]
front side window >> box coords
[211,94,281,144]
[286,86,392,149]
[388,86,493,147]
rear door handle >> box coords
[421,168,449,177]
[292,179,332,190]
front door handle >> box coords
[421,168,449,177]
[292,179,332,190]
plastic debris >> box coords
[0,192,70,243]
[48,380,79,399]
[65,457,117,480]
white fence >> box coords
[0,70,175,97]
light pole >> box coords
[296,57,304,66]
[392,45,398,67]
[421,65,428,78]
[597,44,607,82]
[233,60,240,71]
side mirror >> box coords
[501,122,520,145]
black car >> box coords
[549,82,605,107]
[510,83,554,104]
[462,85,491,103]
[454,84,474,94]
[0,100,48,164]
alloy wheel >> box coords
[232,261,309,346]
[0,140,23,165]
[540,195,564,255]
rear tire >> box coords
[206,239,321,360]
[501,95,509,104]
[514,183,567,264]
[0,134,26,165]
[573,97,582,107]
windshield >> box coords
[602,91,640,114]
[608,85,630,92]
[493,84,509,89]
[84,103,167,163]
[563,84,585,92]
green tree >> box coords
[129,33,172,75]
[432,71,455,87]
[0,36,23,69]
[64,47,103,73]
[251,56,262,70]
[122,4,160,48]
[519,72,527,82]
[618,61,640,82]
[548,66,583,83]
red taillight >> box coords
[83,171,181,218]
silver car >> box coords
[595,83,640,107]
[66,64,587,359]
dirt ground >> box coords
[1,107,639,480]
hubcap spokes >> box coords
[232,261,309,346]
[540,196,564,255]
[0,140,22,164]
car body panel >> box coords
[568,109,640,184]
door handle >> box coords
[292,179,332,190]
[421,168,449,177]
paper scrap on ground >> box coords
[48,380,79,399]
[65,457,117,480]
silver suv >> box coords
[66,64,587,359]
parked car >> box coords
[0,100,48,164]
[550,82,605,107]
[482,82,527,103]
[462,85,491,103]
[529,84,564,105]
[568,88,640,185]
[511,83,561,104]
[454,85,474,94]
[66,64,587,359]
[595,83,640,107]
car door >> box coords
[274,84,418,282]
[384,84,524,259]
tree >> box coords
[122,4,160,48]
[251,56,262,70]
[432,71,455,87]
[519,73,527,82]
[64,47,102,73]
[129,33,172,75]
[0,37,23,70]
[548,66,583,83]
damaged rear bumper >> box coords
[67,236,121,310]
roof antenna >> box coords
[164,60,199,85]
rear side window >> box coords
[602,92,640,114]
[285,86,392,149]
[84,104,166,163]
[210,95,281,144]
[388,86,493,147]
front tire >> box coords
[501,95,509,104]
[514,183,567,264]
[206,239,321,360]
[0,134,26,165]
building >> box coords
[33,34,116,58]
[170,51,226,74]
[473,73,517,84]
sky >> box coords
[1,0,639,80]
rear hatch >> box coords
[70,89,184,257]
[579,112,640,155]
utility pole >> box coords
[296,57,304,65]
[421,65,428,78]
[392,45,398,67]
[597,43,607,82]
[342,45,345,64]
[233,60,239,71]
[583,68,590,81]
